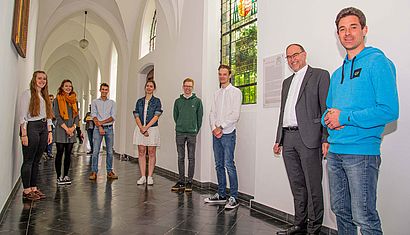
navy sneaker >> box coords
[185,182,193,192]
[204,193,227,204]
[171,182,185,191]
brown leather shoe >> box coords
[34,189,46,199]
[89,172,97,180]
[107,171,118,179]
[23,191,40,201]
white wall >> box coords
[254,0,410,233]
[0,0,40,211]
[122,0,258,197]
[124,0,206,179]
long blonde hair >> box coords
[28,71,54,119]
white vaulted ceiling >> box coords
[35,0,142,96]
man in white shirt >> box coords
[274,44,330,235]
[204,65,242,209]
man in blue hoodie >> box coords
[322,7,399,235]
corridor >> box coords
[0,146,287,234]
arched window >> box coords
[221,0,258,104]
[139,64,154,96]
[147,68,154,81]
[140,0,156,58]
[109,43,118,101]
[97,67,101,89]
[149,10,157,52]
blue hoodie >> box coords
[322,47,399,155]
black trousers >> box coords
[55,143,74,177]
[87,129,94,151]
[21,120,48,189]
[282,129,324,234]
[76,126,82,139]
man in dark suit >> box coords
[274,44,330,235]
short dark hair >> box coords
[286,43,305,53]
[100,83,109,90]
[218,64,231,75]
[335,7,366,29]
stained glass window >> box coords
[221,0,257,104]
[149,10,157,52]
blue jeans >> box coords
[92,126,114,173]
[47,143,53,156]
[212,130,238,199]
[327,153,382,235]
[46,128,54,156]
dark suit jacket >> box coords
[275,66,330,149]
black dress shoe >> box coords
[276,225,307,235]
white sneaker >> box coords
[147,176,154,185]
[62,176,72,185]
[225,197,239,209]
[137,176,146,185]
[56,177,65,185]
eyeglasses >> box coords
[183,85,193,88]
[285,51,304,60]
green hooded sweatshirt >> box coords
[173,94,203,134]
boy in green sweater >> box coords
[171,78,203,192]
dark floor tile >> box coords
[26,225,74,235]
[166,228,199,235]
[0,146,287,234]
[101,224,172,235]
[0,231,26,235]
[175,219,206,232]
[199,224,234,234]
[0,221,28,232]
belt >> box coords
[283,126,298,131]
[102,124,113,128]
[29,118,47,123]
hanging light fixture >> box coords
[79,11,89,49]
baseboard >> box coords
[122,154,254,204]
[0,177,21,224]
[250,200,338,235]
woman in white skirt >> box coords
[133,80,163,185]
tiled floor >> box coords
[0,145,289,234]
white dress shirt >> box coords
[283,65,308,127]
[209,83,242,134]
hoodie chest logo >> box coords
[352,68,362,79]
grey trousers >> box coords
[282,129,324,234]
[176,133,197,183]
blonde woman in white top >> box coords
[19,71,54,201]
